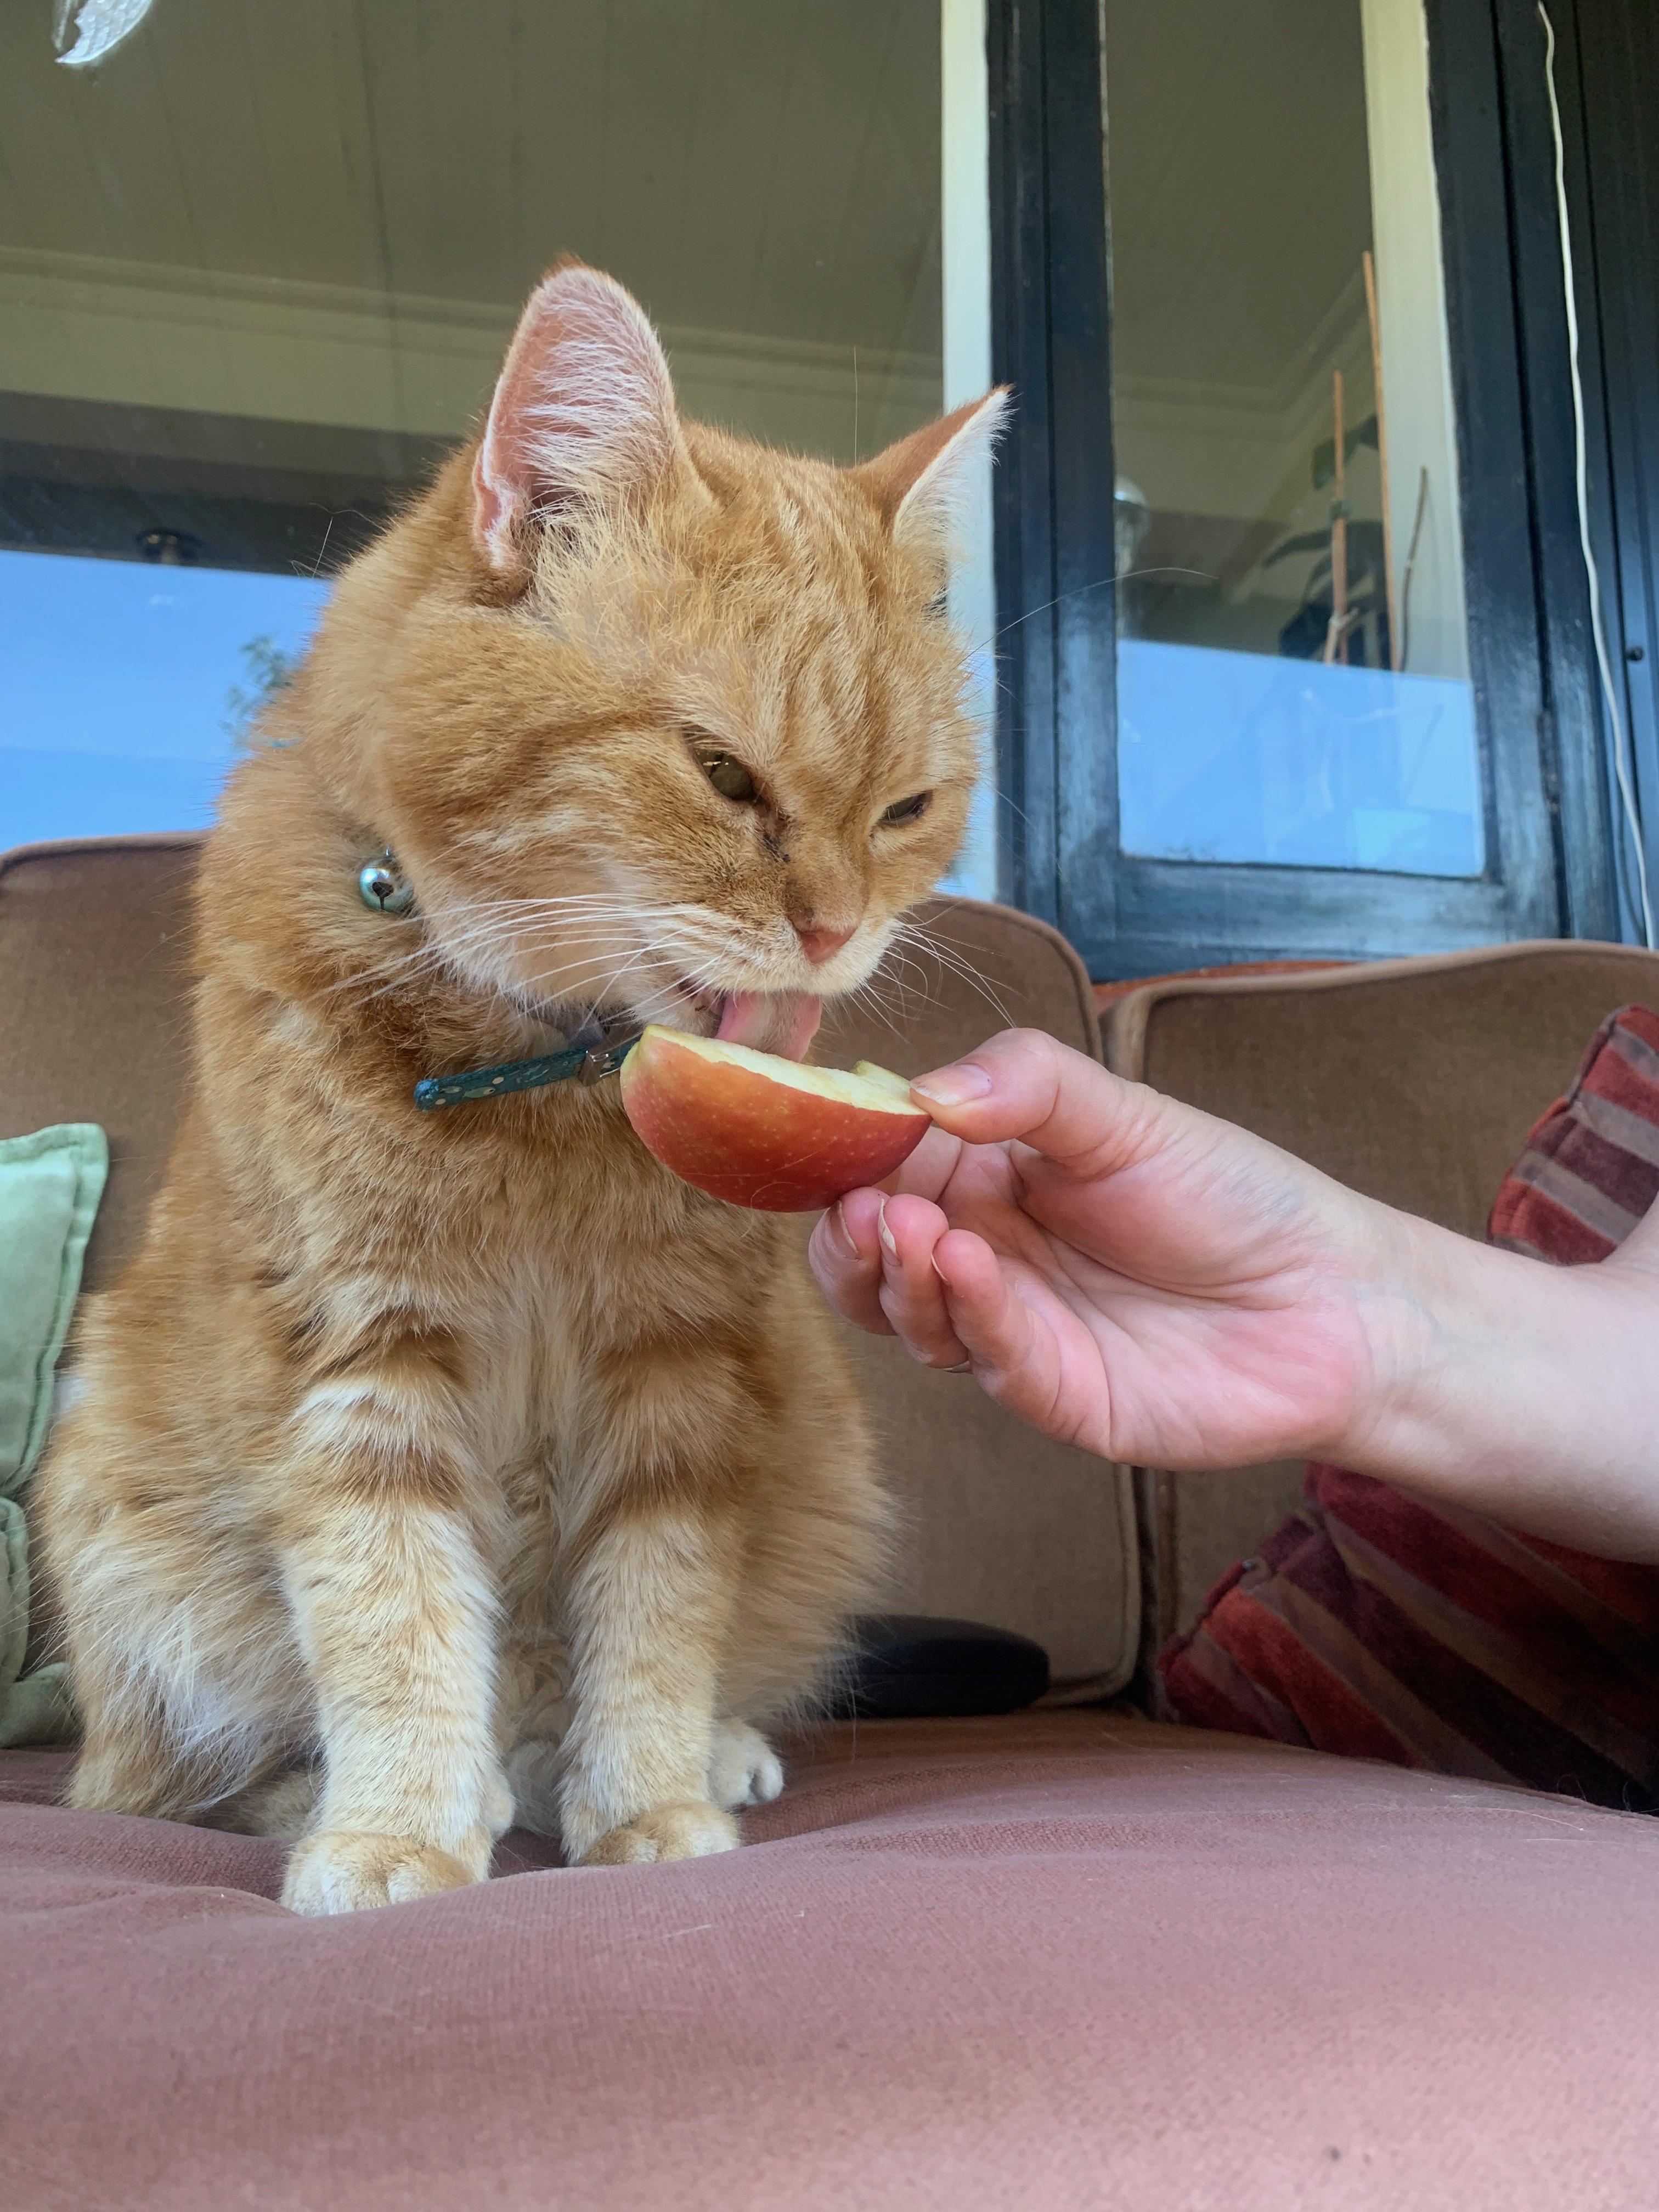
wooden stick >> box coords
[1363,249,1400,671]
[1325,369,1349,665]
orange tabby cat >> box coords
[36,261,1003,1914]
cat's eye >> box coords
[879,791,932,827]
[696,748,759,805]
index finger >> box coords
[909,1029,1171,1181]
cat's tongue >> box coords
[715,991,822,1062]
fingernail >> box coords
[827,1201,858,1260]
[912,1062,992,1108]
[877,1198,898,1259]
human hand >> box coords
[809,1028,1407,1470]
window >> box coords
[2,0,994,889]
[990,0,1584,977]
[1109,0,1479,881]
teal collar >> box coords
[414,1029,639,1111]
[357,843,642,1111]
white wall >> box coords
[1360,0,1470,680]
[940,0,999,902]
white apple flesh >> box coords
[620,1028,933,1212]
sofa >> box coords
[3,836,1657,2211]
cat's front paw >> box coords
[281,1827,487,1915]
[708,1720,785,1810]
[579,1801,738,1866]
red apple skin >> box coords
[620,1027,932,1212]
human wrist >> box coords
[1313,1183,1596,1491]
[1317,1197,1471,1474]
[1323,1200,1659,1555]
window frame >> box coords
[1498,0,1659,946]
[986,0,1621,979]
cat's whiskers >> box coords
[343,933,644,1016]
[888,918,1014,1025]
[317,906,630,995]
[325,882,985,1044]
[439,898,771,1028]
[905,926,1009,997]
[518,940,662,1018]
[855,945,953,1035]
[906,943,1000,996]
[862,951,933,1032]
[900,913,1019,967]
[325,894,716,1016]
[840,977,909,1042]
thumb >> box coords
[910,1029,1177,1179]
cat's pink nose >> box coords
[793,919,857,965]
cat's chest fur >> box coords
[443,1100,785,1479]
[438,1108,795,1651]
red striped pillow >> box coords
[1156,1003,1659,1810]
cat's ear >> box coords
[855,388,1010,561]
[472,260,681,569]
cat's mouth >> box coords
[498,971,821,1065]
[663,978,823,1061]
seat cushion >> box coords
[1157,1006,1659,1808]
[4,1716,1657,2210]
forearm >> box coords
[1334,1200,1659,1559]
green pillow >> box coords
[0,1124,106,1747]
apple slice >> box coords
[620,1026,932,1212]
[852,1060,917,1102]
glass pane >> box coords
[1105,0,1484,878]
[2,0,954,849]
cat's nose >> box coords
[793,918,858,965]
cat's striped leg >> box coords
[275,1357,505,1915]
[68,1679,218,1821]
[557,1504,742,1866]
[47,1428,304,1822]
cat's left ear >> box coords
[472,259,682,571]
[854,388,1011,562]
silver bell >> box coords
[358,849,414,915]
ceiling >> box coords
[3,0,1381,433]
[2,0,1440,575]
[0,0,943,456]
[1104,0,1376,404]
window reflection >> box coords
[1107,0,1482,878]
[1,1,948,847]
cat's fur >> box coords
[36,262,1003,1914]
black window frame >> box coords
[1513,0,1659,947]
[988,0,1624,979]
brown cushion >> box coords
[1093,958,1349,1014]
[0,837,200,1299]
[819,898,1133,1686]
[0,840,1135,1694]
[1105,940,1659,1239]
[5,1715,1659,2209]
[1156,1006,1659,1809]
[1104,940,1659,1664]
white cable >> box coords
[1539,2,1656,946]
